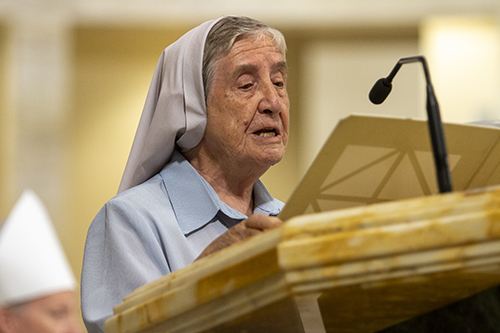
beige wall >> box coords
[421,16,500,124]
[298,30,421,175]
[0,25,8,219]
[0,24,15,220]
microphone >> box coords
[368,56,453,193]
[369,78,392,105]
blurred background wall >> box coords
[1,0,499,328]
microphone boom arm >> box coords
[369,56,453,193]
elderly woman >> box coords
[81,16,289,332]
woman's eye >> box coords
[239,83,252,89]
[274,81,284,88]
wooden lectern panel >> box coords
[105,185,500,333]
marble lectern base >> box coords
[105,186,500,333]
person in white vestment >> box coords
[0,190,81,333]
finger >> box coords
[244,214,283,231]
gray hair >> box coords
[202,16,287,101]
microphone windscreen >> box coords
[369,78,392,104]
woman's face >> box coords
[201,33,290,171]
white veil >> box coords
[118,18,221,193]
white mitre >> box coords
[0,190,76,306]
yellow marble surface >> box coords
[105,186,500,333]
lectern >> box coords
[105,116,500,332]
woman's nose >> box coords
[258,81,285,115]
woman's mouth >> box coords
[254,128,278,137]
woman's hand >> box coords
[195,214,283,260]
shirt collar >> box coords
[160,151,282,235]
